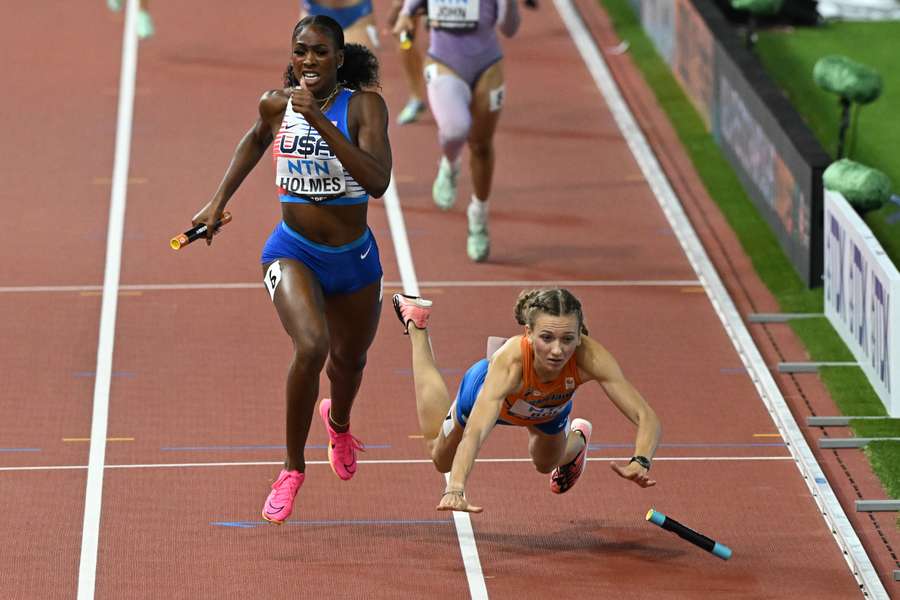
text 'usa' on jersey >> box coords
[272,88,367,204]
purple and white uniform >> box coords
[401,0,520,88]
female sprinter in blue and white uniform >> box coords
[190,15,391,524]
[392,288,661,513]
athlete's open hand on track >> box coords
[191,202,225,246]
[437,490,483,513]
[610,461,656,488]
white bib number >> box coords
[507,399,565,421]
[264,260,283,301]
[428,0,479,30]
[276,156,347,201]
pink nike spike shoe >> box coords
[319,398,365,481]
[262,469,305,525]
[550,418,593,494]
[392,294,432,334]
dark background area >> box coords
[713,0,821,25]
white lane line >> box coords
[383,178,421,296]
[0,455,794,472]
[382,176,488,599]
[0,280,701,294]
[552,1,885,598]
[77,2,138,599]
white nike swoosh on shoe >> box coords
[360,243,372,259]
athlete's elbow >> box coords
[371,182,389,198]
[369,174,391,198]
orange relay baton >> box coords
[170,211,232,250]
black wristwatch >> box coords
[630,455,651,471]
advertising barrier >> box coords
[824,190,900,417]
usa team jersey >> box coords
[273,88,367,205]
[499,336,582,426]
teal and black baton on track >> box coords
[646,508,732,560]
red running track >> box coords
[1,0,896,598]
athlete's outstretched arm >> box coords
[191,90,282,242]
[439,350,521,513]
[577,336,661,487]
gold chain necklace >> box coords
[316,85,340,112]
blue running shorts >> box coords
[261,221,382,297]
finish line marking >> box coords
[0,455,794,473]
[0,279,702,294]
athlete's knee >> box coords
[438,116,472,147]
[428,74,472,143]
[289,329,329,371]
[327,350,368,376]
[530,442,564,473]
[431,452,453,473]
[532,459,557,474]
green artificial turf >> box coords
[851,419,900,438]
[818,367,888,416]
[864,441,900,526]
[863,441,900,512]
[597,0,899,518]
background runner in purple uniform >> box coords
[394,0,520,262]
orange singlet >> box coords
[498,337,583,426]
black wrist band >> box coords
[630,455,651,471]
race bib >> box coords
[489,84,505,112]
[275,155,347,201]
[428,0,479,30]
[506,399,566,421]
[264,260,283,301]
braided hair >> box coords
[283,16,380,90]
[514,288,588,336]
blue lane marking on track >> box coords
[160,444,391,451]
[815,477,828,484]
[211,519,452,528]
[589,442,786,449]
[0,448,41,452]
[73,370,136,378]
